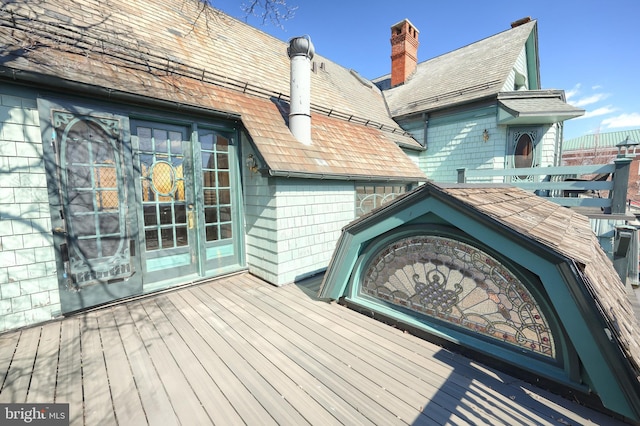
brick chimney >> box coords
[510,16,531,28]
[390,19,419,87]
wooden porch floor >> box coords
[0,273,626,425]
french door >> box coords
[44,108,242,313]
[131,120,240,283]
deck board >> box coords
[233,276,492,425]
[97,308,147,425]
[111,305,178,426]
[187,285,343,426]
[55,317,84,426]
[0,331,19,394]
[198,283,380,425]
[80,313,117,426]
[275,279,603,425]
[133,299,214,425]
[27,322,60,404]
[168,291,312,425]
[0,326,40,403]
[260,282,522,422]
[153,294,280,425]
[224,278,435,424]
[275,279,618,425]
[0,273,629,425]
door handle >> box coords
[53,226,67,236]
[187,211,195,229]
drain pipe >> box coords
[287,36,315,145]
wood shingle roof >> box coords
[428,183,640,376]
[321,181,640,420]
[0,0,425,181]
[379,20,537,117]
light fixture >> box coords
[245,154,259,173]
[482,129,490,142]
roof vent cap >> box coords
[287,35,315,60]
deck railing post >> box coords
[457,168,466,184]
[611,157,632,214]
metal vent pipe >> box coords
[287,36,315,145]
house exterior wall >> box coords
[242,133,279,283]
[420,106,503,182]
[274,179,354,284]
[502,47,529,92]
[398,104,562,184]
[401,148,425,176]
[241,133,355,286]
[539,123,561,167]
[0,87,60,333]
[0,87,409,331]
[0,84,248,331]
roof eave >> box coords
[497,101,585,125]
[391,93,499,120]
[266,169,426,182]
[0,65,242,120]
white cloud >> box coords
[565,83,581,101]
[591,85,603,90]
[601,113,640,129]
[571,93,610,107]
[575,105,616,119]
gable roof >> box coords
[378,20,538,118]
[0,0,425,181]
[320,181,640,420]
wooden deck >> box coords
[0,273,626,425]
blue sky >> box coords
[212,0,640,141]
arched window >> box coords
[360,233,556,358]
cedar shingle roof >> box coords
[435,183,640,375]
[322,180,640,417]
[379,20,537,117]
[333,181,640,377]
[0,0,425,181]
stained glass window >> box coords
[355,184,408,217]
[361,235,555,358]
[136,125,187,251]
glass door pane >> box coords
[198,130,238,268]
[133,121,197,279]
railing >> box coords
[457,157,633,214]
